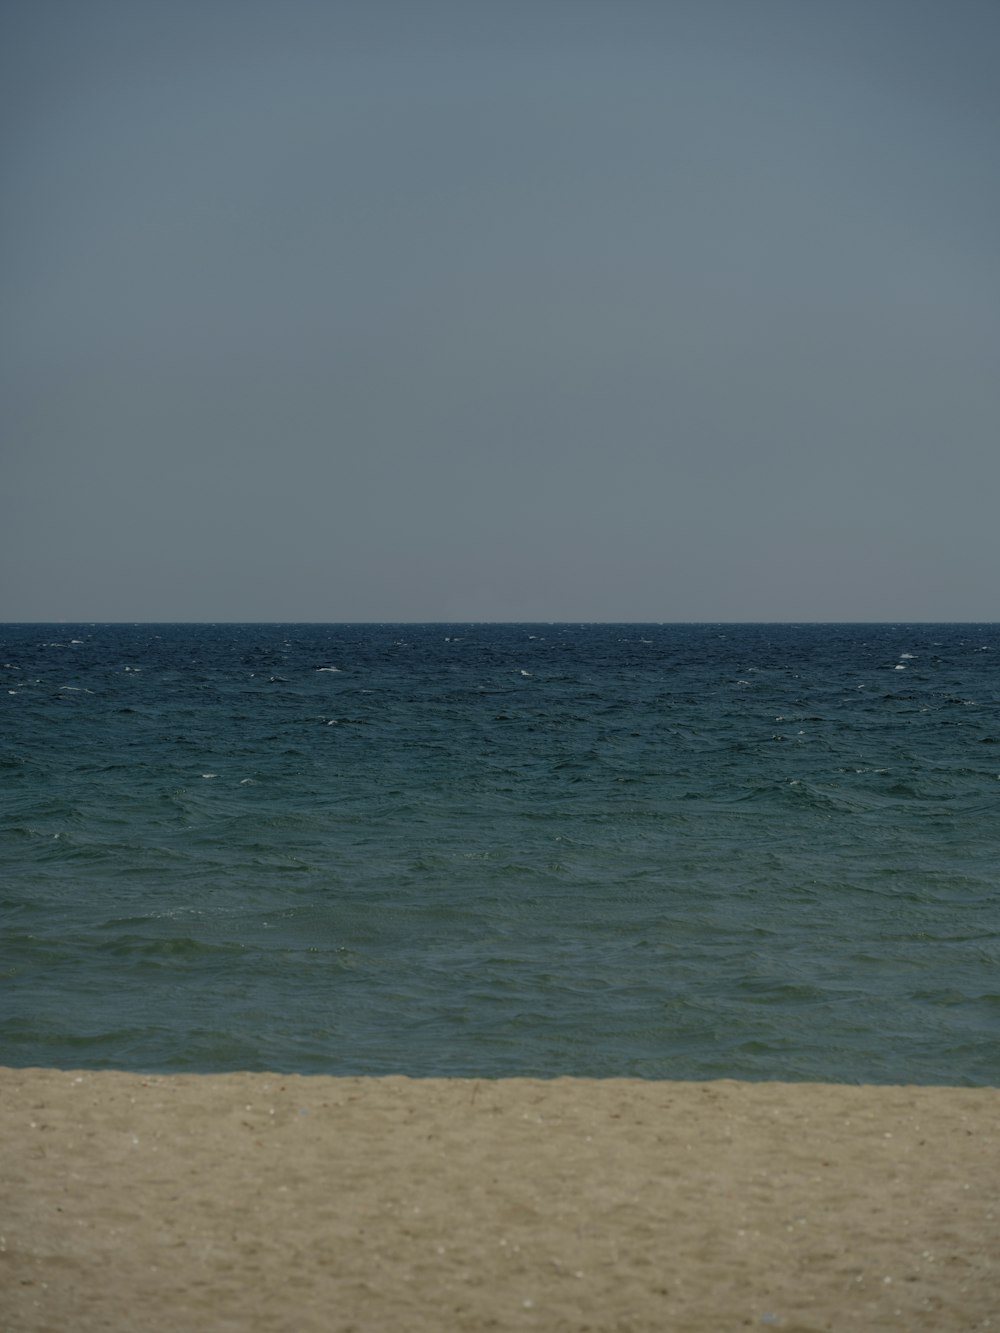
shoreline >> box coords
[3,1068,997,1331]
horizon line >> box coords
[3,619,998,628]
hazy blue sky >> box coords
[3,0,998,621]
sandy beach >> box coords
[2,1069,997,1332]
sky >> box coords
[3,0,998,622]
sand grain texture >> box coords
[1,1070,997,1331]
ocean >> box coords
[2,623,998,1084]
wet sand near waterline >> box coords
[2,1069,997,1332]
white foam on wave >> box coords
[520,669,532,677]
[316,666,341,672]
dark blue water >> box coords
[2,623,998,1083]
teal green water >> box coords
[2,623,998,1082]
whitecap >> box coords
[519,669,532,677]
[316,666,341,672]
[201,773,217,779]
[894,664,906,671]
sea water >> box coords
[2,623,998,1084]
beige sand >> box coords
[1,1069,997,1332]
